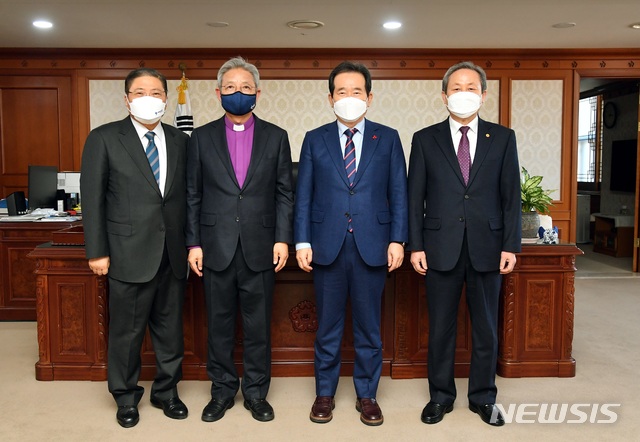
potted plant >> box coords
[520,167,554,238]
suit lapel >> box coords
[467,118,492,186]
[162,123,178,195]
[242,116,268,189]
[353,120,380,187]
[434,119,466,186]
[322,122,350,187]
[208,117,239,187]
[119,118,161,195]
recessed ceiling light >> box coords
[206,22,229,28]
[383,21,402,30]
[287,20,324,30]
[33,20,53,29]
[630,23,640,29]
[552,22,576,29]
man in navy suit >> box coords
[186,57,294,423]
[294,61,408,426]
[81,68,189,428]
[407,61,521,427]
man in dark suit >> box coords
[407,61,521,427]
[294,61,408,426]
[186,57,294,423]
[81,68,190,428]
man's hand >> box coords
[410,251,428,275]
[188,247,204,277]
[387,243,405,272]
[500,251,517,274]
[88,256,110,276]
[296,247,313,272]
[273,242,289,273]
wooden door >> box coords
[0,76,74,198]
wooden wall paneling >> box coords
[1,49,639,245]
[507,70,576,242]
[0,75,74,197]
[75,69,133,160]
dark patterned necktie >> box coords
[145,131,160,185]
[457,126,471,185]
[344,128,357,185]
[344,128,357,232]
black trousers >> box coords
[107,246,186,406]
[203,241,275,401]
[425,234,502,406]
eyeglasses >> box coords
[127,89,166,99]
[220,84,256,94]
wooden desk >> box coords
[0,220,78,320]
[29,236,581,381]
[391,242,582,378]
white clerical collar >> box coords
[233,124,245,132]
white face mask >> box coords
[445,91,483,119]
[333,96,368,122]
[127,95,166,125]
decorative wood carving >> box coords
[289,300,318,333]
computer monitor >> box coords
[27,165,58,210]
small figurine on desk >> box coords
[538,226,559,244]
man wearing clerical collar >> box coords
[186,57,294,424]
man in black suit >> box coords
[186,57,294,423]
[407,61,521,427]
[81,68,190,428]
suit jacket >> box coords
[294,119,408,267]
[80,117,189,283]
[407,117,521,272]
[185,115,294,272]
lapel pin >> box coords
[486,133,490,138]
[372,135,378,140]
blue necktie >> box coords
[145,131,160,185]
[458,126,471,185]
[344,128,357,232]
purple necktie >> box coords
[344,128,357,232]
[457,126,471,185]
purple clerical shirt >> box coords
[225,115,254,188]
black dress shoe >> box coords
[116,405,139,428]
[202,398,234,422]
[244,398,274,422]
[151,396,188,420]
[421,401,453,424]
[469,403,505,426]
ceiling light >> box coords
[630,23,640,29]
[206,22,229,28]
[383,21,402,30]
[552,22,576,29]
[287,20,324,30]
[33,20,53,29]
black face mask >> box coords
[220,91,256,116]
